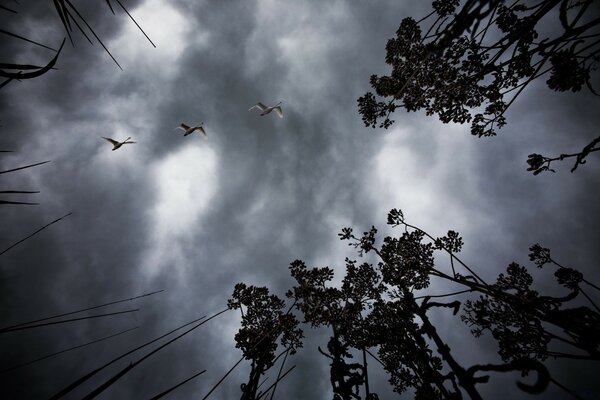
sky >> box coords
[1,1,599,399]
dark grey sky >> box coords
[1,1,599,399]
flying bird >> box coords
[248,102,283,118]
[176,123,207,139]
[102,136,136,151]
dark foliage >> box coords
[0,0,154,89]
[240,209,598,399]
[358,0,600,171]
[526,135,600,174]
[228,283,303,400]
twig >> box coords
[0,212,72,256]
[414,289,473,300]
[0,309,138,333]
[48,311,220,400]
[0,326,139,373]
[0,29,57,51]
[115,0,156,47]
[0,289,163,331]
[147,370,207,400]
[0,160,50,174]
[0,200,38,205]
[256,366,297,400]
[268,347,290,400]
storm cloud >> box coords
[1,1,599,399]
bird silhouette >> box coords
[248,102,283,118]
[176,123,207,139]
[102,136,136,151]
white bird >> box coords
[248,102,283,118]
[177,123,207,139]
[102,136,136,151]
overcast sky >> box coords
[1,1,599,399]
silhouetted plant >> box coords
[49,309,225,400]
[228,283,303,400]
[250,208,598,399]
[358,0,600,170]
[286,258,384,399]
[462,257,600,362]
[1,0,155,89]
[0,157,49,205]
[527,135,600,174]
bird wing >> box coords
[249,102,267,111]
[197,126,208,139]
[177,123,190,131]
[274,106,283,118]
[102,137,119,146]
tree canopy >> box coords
[357,0,600,172]
[231,209,599,399]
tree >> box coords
[228,283,303,400]
[244,209,599,399]
[526,135,600,174]
[286,258,384,399]
[357,0,600,173]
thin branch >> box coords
[0,4,17,13]
[414,289,473,300]
[401,220,489,286]
[362,347,370,398]
[200,355,245,400]
[63,0,122,70]
[0,39,65,80]
[48,312,220,400]
[268,347,290,400]
[202,300,298,400]
[0,326,139,373]
[0,160,50,174]
[147,370,207,400]
[0,29,57,51]
[114,0,156,47]
[0,200,38,205]
[0,309,138,333]
[0,212,72,257]
[256,366,297,400]
[105,0,115,15]
[0,289,163,332]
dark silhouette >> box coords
[0,212,72,256]
[227,283,303,400]
[147,370,207,400]
[236,208,598,399]
[527,135,600,174]
[0,289,163,332]
[102,136,137,151]
[357,0,600,172]
[1,0,155,89]
[0,326,139,373]
[49,309,226,400]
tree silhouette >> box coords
[228,283,303,400]
[357,0,600,172]
[526,135,600,174]
[286,258,384,399]
[247,209,599,399]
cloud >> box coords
[144,143,218,279]
[2,1,599,399]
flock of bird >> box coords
[101,101,283,151]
